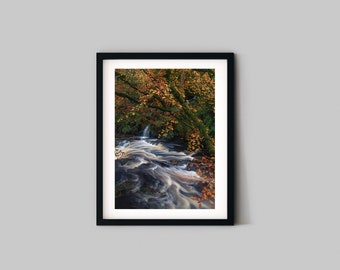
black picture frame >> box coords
[97,53,234,225]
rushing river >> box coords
[115,127,212,209]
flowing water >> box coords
[142,125,150,138]
[115,127,212,209]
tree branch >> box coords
[115,92,173,113]
[117,70,168,107]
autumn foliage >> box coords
[188,155,215,207]
[115,69,215,154]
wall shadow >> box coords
[234,55,251,225]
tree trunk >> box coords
[170,85,215,154]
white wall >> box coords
[1,0,339,269]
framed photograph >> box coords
[97,53,234,225]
